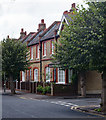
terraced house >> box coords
[20,19,73,84]
[17,3,102,96]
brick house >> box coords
[18,3,102,95]
[20,19,72,84]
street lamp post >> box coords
[4,72,6,93]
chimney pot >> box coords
[41,19,44,23]
[72,3,75,8]
[25,31,27,35]
[21,28,24,32]
[7,35,9,39]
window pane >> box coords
[34,69,38,81]
[46,67,50,81]
[52,41,54,54]
[38,45,39,58]
[58,68,65,83]
[44,42,46,56]
[22,71,25,82]
[31,47,33,59]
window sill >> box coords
[46,80,50,82]
[56,82,65,84]
[30,58,33,61]
[36,58,39,60]
[50,54,54,57]
[43,55,46,58]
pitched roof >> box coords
[22,32,36,43]
[27,21,60,46]
[28,30,44,46]
[58,13,76,35]
[40,21,60,41]
[64,14,76,25]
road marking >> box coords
[30,98,41,101]
[19,97,79,109]
[49,100,78,108]
[60,104,65,105]
[64,105,70,107]
[42,100,46,101]
[20,97,27,99]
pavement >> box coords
[1,89,106,118]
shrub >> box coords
[95,108,101,112]
[45,86,51,93]
[37,85,43,93]
[42,88,46,95]
[37,85,51,94]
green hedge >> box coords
[37,85,51,95]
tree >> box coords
[53,2,106,113]
[2,38,30,94]
[0,44,2,88]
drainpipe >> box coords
[39,35,42,82]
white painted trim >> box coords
[56,82,65,84]
[57,15,69,35]
[22,71,25,82]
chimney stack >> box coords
[72,3,75,8]
[20,28,26,38]
[70,3,78,12]
[38,19,46,31]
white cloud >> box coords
[0,0,86,41]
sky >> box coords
[0,0,86,40]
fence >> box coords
[5,81,78,96]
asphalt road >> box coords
[2,94,105,119]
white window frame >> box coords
[31,47,33,60]
[34,69,38,82]
[45,67,50,82]
[58,68,65,84]
[37,45,39,58]
[44,42,46,56]
[52,41,54,54]
[22,71,25,82]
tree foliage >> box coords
[53,2,105,72]
[2,38,30,80]
[53,1,106,112]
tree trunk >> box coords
[79,71,86,97]
[10,75,15,94]
[101,70,106,114]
